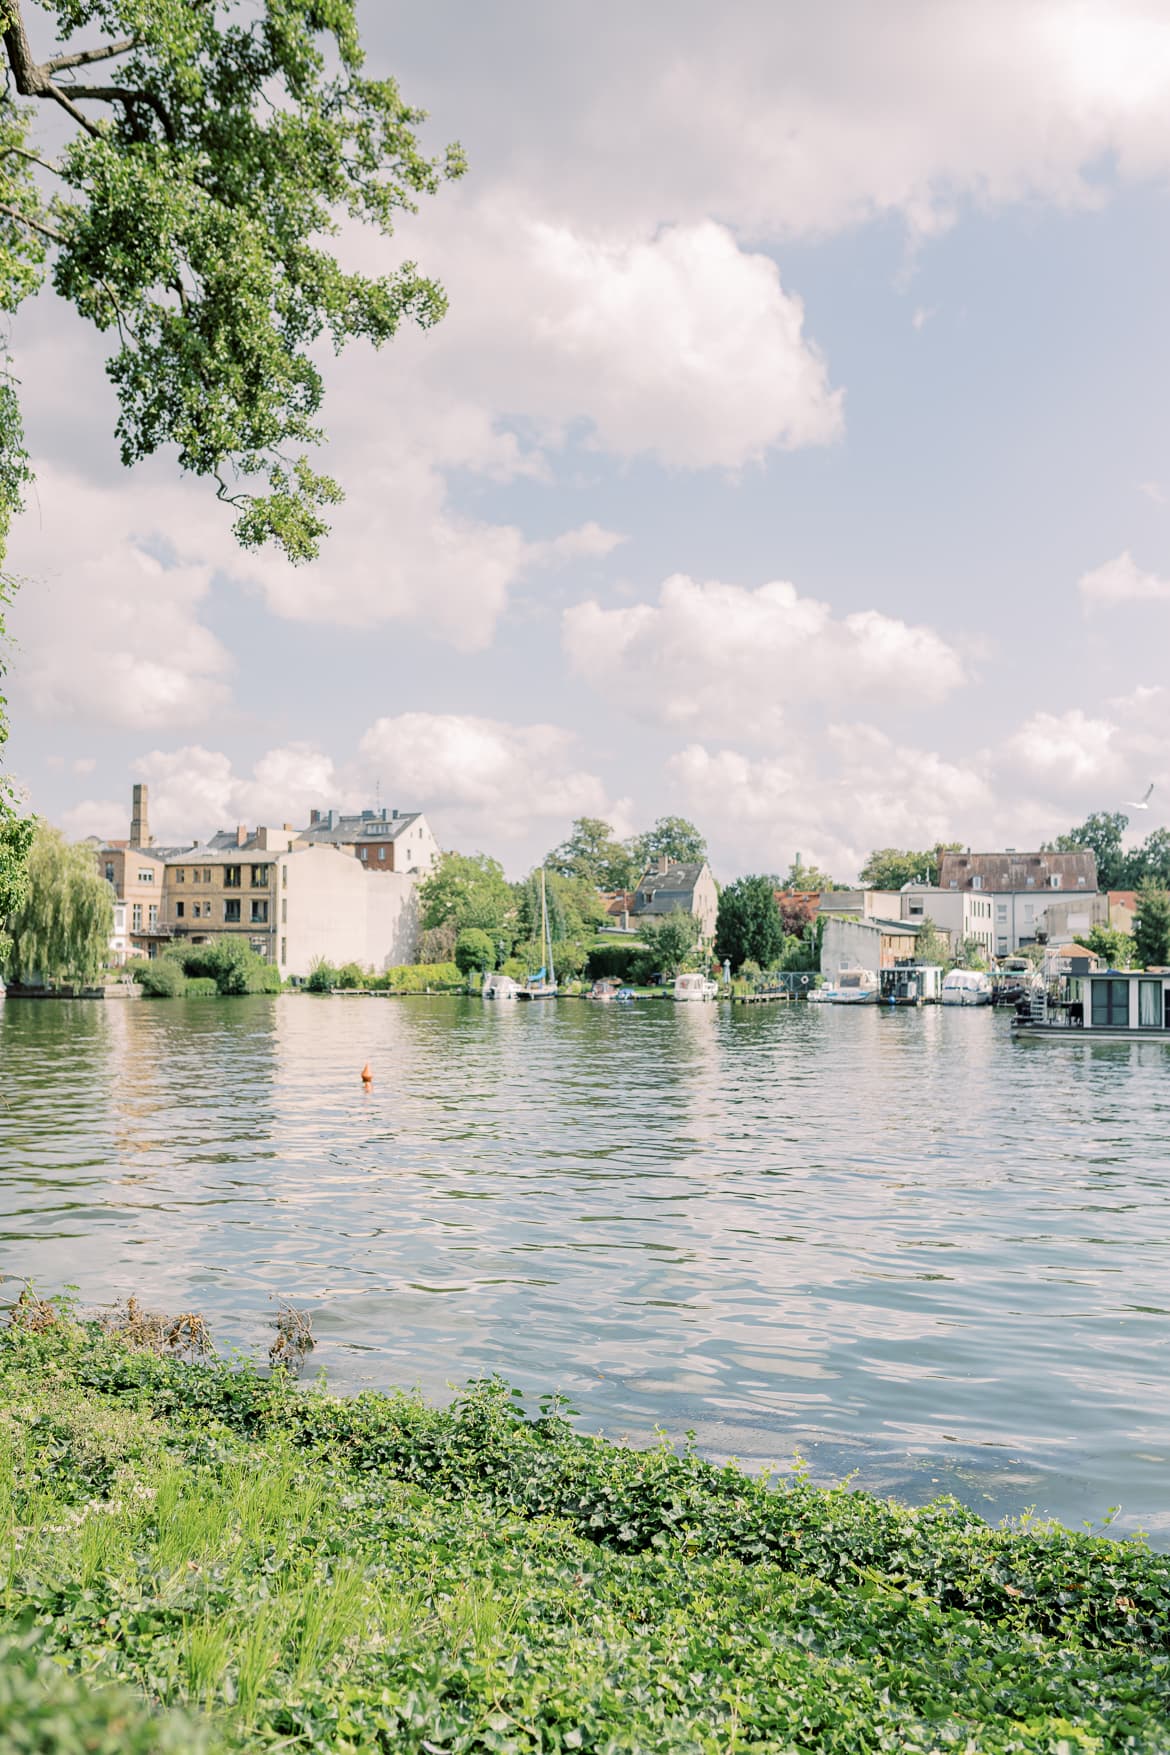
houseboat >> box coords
[941,969,993,1007]
[1013,965,1170,1041]
[880,964,944,1006]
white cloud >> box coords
[563,573,965,741]
[404,1,1170,241]
[357,711,631,849]
[7,463,234,730]
[669,727,996,880]
[127,743,343,845]
[1137,481,1166,504]
[1003,708,1126,791]
[1079,549,1170,606]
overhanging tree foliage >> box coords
[1,822,112,984]
[0,0,464,562]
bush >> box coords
[369,962,463,993]
[454,927,495,976]
[171,938,280,995]
[584,943,645,982]
[184,976,217,997]
[306,957,337,992]
[125,957,185,998]
[335,961,366,989]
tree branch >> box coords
[0,202,63,244]
[44,37,137,74]
[57,83,176,143]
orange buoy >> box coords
[360,1062,373,1086]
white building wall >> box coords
[900,887,995,959]
[277,846,420,978]
[821,916,883,976]
[399,814,440,875]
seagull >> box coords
[1126,782,1155,811]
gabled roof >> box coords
[631,861,708,916]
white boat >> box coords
[673,972,717,1002]
[941,969,993,1007]
[828,967,879,1004]
[589,979,621,1001]
[1013,965,1170,1041]
[517,870,558,1001]
[482,974,520,1000]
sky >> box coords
[6,0,1170,880]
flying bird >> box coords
[1126,783,1155,811]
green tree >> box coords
[454,926,494,976]
[419,853,514,936]
[1083,926,1134,968]
[913,917,949,967]
[1052,812,1129,890]
[630,817,707,873]
[1122,826,1170,889]
[639,908,701,978]
[547,818,636,890]
[0,1,463,562]
[1134,881,1170,969]
[783,856,838,891]
[715,876,785,972]
[857,844,962,889]
[1,823,112,985]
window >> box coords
[175,901,185,919]
[972,875,982,890]
[132,904,142,931]
[138,869,154,884]
[282,867,287,888]
[997,904,1007,917]
[1091,979,1130,1028]
[148,905,158,927]
[1077,876,1086,886]
[192,869,201,884]
[192,902,202,919]
[224,899,241,923]
[1026,876,1035,887]
[378,846,386,861]
[104,862,115,883]
[250,865,269,887]
[281,937,287,963]
[251,899,269,924]
[203,868,212,883]
[223,865,241,889]
[281,899,287,924]
[1049,874,1062,890]
[1139,981,1162,1029]
[359,846,368,861]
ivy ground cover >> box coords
[0,1318,1168,1752]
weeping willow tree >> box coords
[1,824,112,986]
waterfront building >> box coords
[936,850,1099,957]
[821,914,924,977]
[293,807,440,874]
[898,884,996,962]
[630,857,719,941]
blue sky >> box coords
[6,0,1170,877]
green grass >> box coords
[1,1318,1168,1752]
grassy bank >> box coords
[1,1313,1168,1752]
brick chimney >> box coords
[236,823,248,847]
[310,808,320,826]
[129,783,152,848]
[657,854,670,874]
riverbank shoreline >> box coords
[2,1309,1167,1751]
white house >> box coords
[899,886,995,961]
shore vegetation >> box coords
[1,1300,1168,1752]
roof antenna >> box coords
[374,775,382,813]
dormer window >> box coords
[1049,874,1062,890]
[972,875,982,890]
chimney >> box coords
[236,823,247,847]
[129,782,152,848]
[310,808,320,826]
[391,807,399,820]
[657,854,670,874]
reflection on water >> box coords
[2,993,1169,1539]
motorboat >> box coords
[482,974,520,1000]
[828,967,879,1004]
[673,972,717,1002]
[941,969,993,1007]
[589,979,621,1001]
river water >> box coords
[2,993,1168,1539]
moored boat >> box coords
[673,972,717,1002]
[941,969,993,1007]
[482,974,520,1000]
[589,979,621,1001]
[828,967,879,1004]
[1013,965,1170,1041]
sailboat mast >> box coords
[541,867,556,987]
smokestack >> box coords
[129,783,152,848]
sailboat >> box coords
[518,869,558,1000]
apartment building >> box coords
[936,850,1099,956]
[295,807,440,874]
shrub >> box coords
[306,957,337,992]
[125,957,186,998]
[584,943,644,982]
[454,927,495,975]
[0,1638,208,1753]
[371,962,463,992]
[335,961,367,989]
[184,976,218,998]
